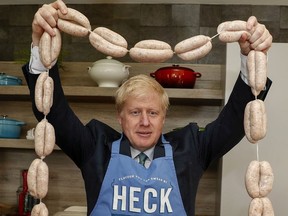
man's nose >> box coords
[140,113,150,126]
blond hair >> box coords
[115,74,169,113]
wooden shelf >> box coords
[0,138,60,150]
[0,61,224,150]
[0,85,223,102]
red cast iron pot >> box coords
[150,64,201,88]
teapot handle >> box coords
[123,65,130,75]
[195,72,201,78]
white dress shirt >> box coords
[130,146,155,168]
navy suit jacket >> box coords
[22,63,271,216]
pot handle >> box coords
[150,72,155,78]
[195,72,202,78]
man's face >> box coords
[117,93,166,151]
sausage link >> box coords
[51,28,62,62]
[135,39,171,50]
[245,160,260,198]
[93,27,128,48]
[39,32,52,69]
[129,39,173,63]
[36,160,49,199]
[39,28,61,68]
[44,120,55,157]
[42,76,54,116]
[35,72,49,113]
[262,197,274,216]
[217,20,247,33]
[57,18,89,37]
[57,7,91,30]
[27,158,49,199]
[177,40,212,61]
[247,50,267,96]
[244,99,267,144]
[129,47,173,63]
[219,30,249,43]
[174,35,210,54]
[259,161,274,197]
[31,202,49,216]
[89,31,128,58]
[245,160,274,198]
[248,197,274,216]
[34,120,46,158]
[249,198,263,216]
[27,158,41,197]
[34,119,55,159]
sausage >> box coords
[34,119,55,159]
[42,76,54,116]
[34,73,54,115]
[217,20,250,43]
[249,197,274,216]
[259,161,274,197]
[176,40,212,61]
[174,35,210,54]
[57,18,90,37]
[129,47,173,63]
[219,30,250,43]
[35,72,49,113]
[261,197,275,216]
[247,50,267,96]
[51,28,62,62]
[217,20,247,33]
[39,28,62,68]
[134,39,171,50]
[89,30,128,58]
[31,202,49,216]
[93,27,128,49]
[244,99,267,144]
[245,160,260,198]
[57,7,91,30]
[39,32,52,69]
[245,160,274,198]
[129,39,173,63]
[27,158,49,199]
[249,198,263,216]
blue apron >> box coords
[90,134,187,216]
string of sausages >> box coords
[27,71,55,216]
[244,51,275,215]
[38,7,266,69]
[34,6,274,216]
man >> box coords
[23,0,273,215]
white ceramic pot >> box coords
[87,56,130,87]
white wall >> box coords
[1,0,288,5]
[220,43,288,215]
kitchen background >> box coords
[0,2,287,216]
[0,4,288,64]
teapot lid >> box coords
[92,56,124,65]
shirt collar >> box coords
[130,146,155,161]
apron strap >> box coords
[162,135,173,158]
[111,134,122,155]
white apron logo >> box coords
[112,185,173,213]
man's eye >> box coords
[149,111,158,116]
[131,111,140,115]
